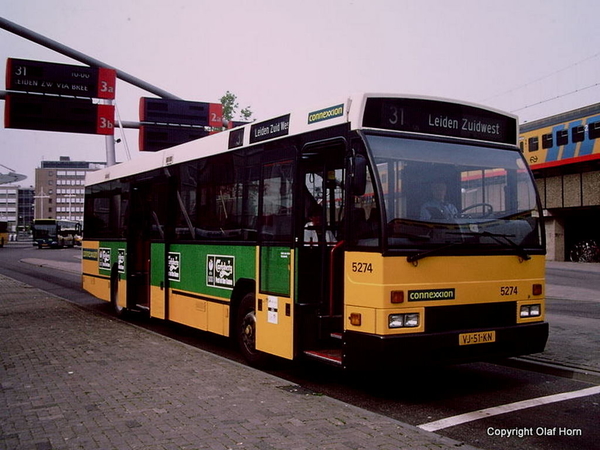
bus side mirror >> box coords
[351,154,367,196]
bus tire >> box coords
[110,267,127,317]
[236,293,268,366]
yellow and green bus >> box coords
[32,219,81,248]
[82,94,548,370]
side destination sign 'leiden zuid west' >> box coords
[6,58,116,99]
[250,114,290,144]
[362,98,517,145]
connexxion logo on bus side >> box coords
[308,104,345,124]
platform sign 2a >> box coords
[140,98,222,127]
[139,97,223,151]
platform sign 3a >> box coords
[6,58,116,99]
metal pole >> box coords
[0,17,182,100]
[1,17,184,167]
[105,135,116,166]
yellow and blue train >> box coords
[520,102,600,170]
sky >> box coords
[2,0,600,185]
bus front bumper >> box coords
[343,322,549,371]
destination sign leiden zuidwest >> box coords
[6,58,116,99]
[362,98,517,145]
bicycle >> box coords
[569,239,600,263]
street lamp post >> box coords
[33,188,50,220]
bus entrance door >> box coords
[297,142,346,364]
[255,160,295,360]
[126,183,153,310]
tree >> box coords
[220,91,253,123]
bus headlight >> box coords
[520,304,541,318]
[389,313,419,328]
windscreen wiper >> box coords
[406,242,464,264]
[393,231,431,241]
[462,231,531,261]
[406,231,531,264]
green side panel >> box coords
[97,241,127,279]
[260,246,291,296]
[151,243,166,287]
[164,244,256,298]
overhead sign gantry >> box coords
[4,58,116,135]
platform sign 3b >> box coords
[6,58,116,99]
[5,93,114,135]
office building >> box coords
[35,156,106,223]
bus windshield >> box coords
[363,134,543,253]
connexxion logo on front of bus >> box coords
[362,97,517,145]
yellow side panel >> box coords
[150,285,166,319]
[81,240,100,277]
[81,258,99,277]
[256,293,294,359]
[207,302,229,337]
[82,274,110,302]
[115,279,127,309]
[167,290,230,337]
[255,246,295,360]
[82,241,112,302]
[169,291,208,330]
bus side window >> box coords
[260,161,293,241]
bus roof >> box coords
[86,93,516,186]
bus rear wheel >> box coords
[237,293,268,366]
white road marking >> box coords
[418,385,600,432]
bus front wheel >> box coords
[236,293,268,366]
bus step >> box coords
[330,332,342,340]
[303,349,342,366]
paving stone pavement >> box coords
[0,274,480,450]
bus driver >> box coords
[420,182,458,220]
